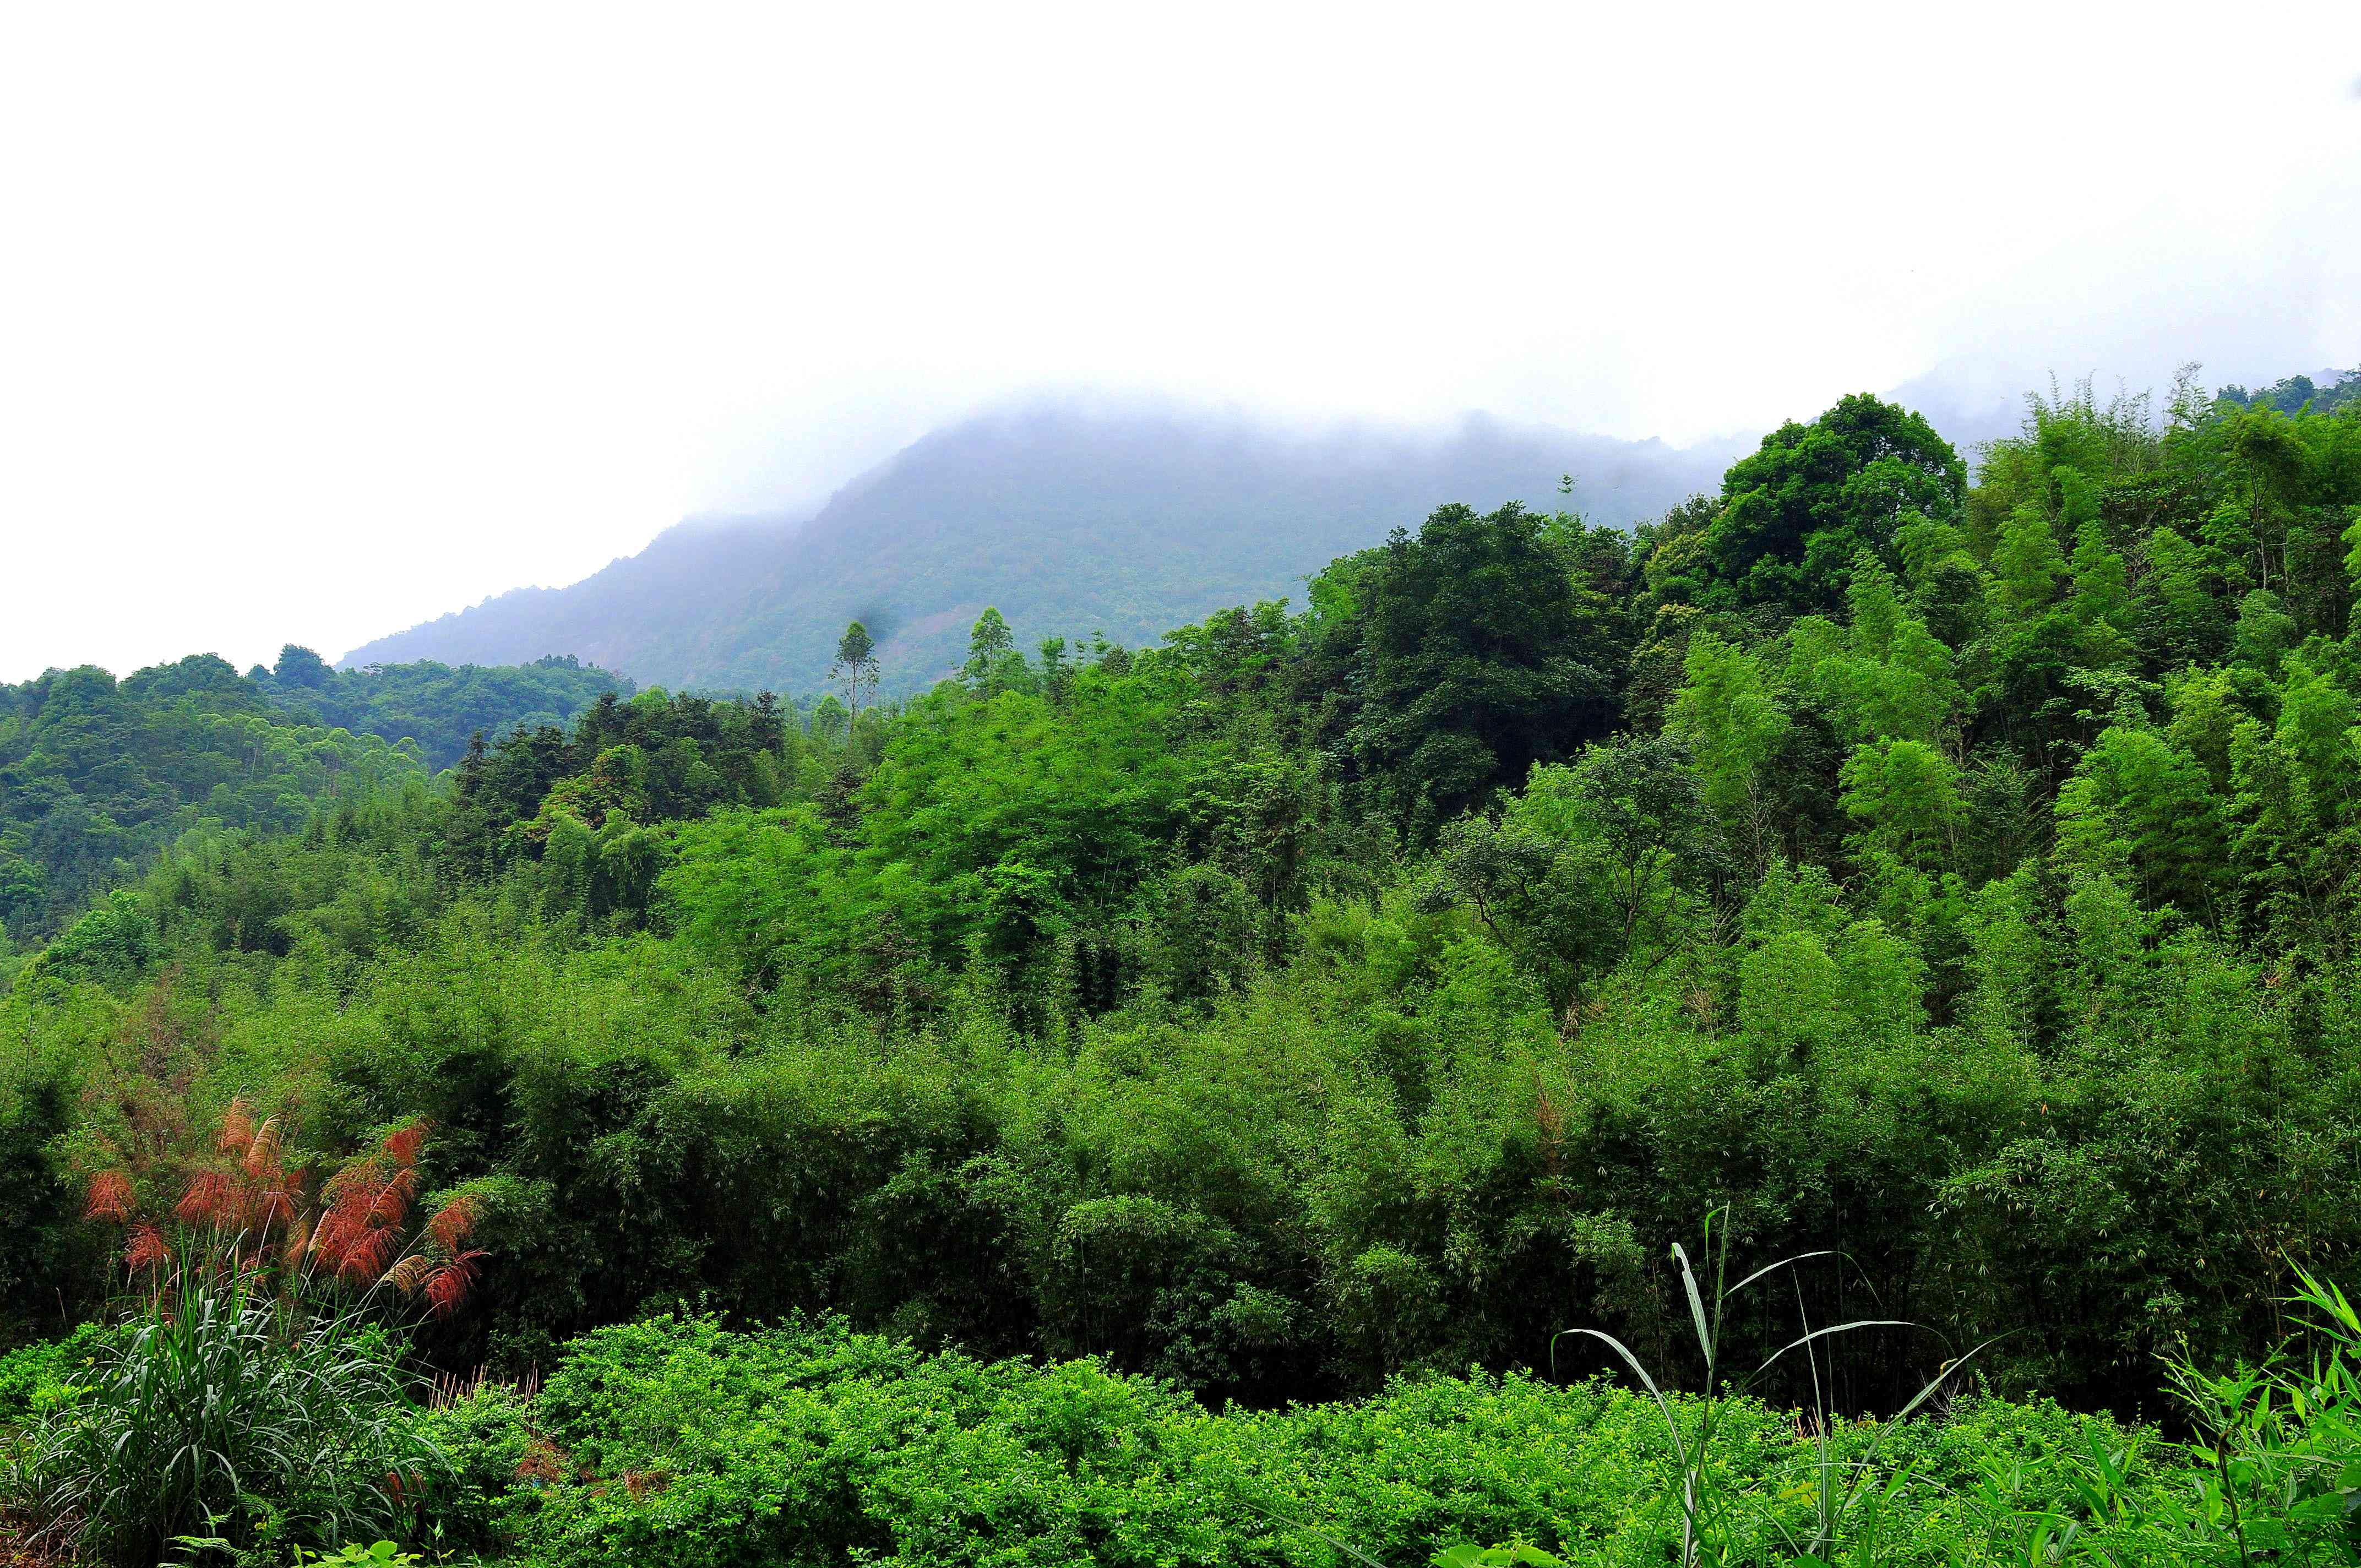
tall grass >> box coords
[6,1261,446,1567]
[1559,1208,1981,1566]
[2,1104,487,1566]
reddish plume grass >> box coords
[340,1225,401,1286]
[369,1166,419,1226]
[382,1120,428,1167]
[176,1169,238,1228]
[305,1135,451,1293]
[84,1170,134,1223]
[122,1223,168,1275]
[422,1251,488,1318]
[249,1173,300,1230]
[84,1102,488,1318]
[427,1193,482,1252]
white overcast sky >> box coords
[2,3,2358,682]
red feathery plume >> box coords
[123,1223,169,1275]
[217,1099,257,1158]
[250,1176,300,1231]
[243,1116,284,1180]
[338,1223,400,1284]
[176,1170,237,1228]
[423,1251,487,1317]
[369,1166,419,1227]
[322,1154,387,1215]
[307,1208,352,1272]
[427,1194,483,1252]
[382,1121,428,1167]
[85,1170,135,1223]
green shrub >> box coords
[0,1320,109,1427]
[409,1382,537,1559]
[478,1313,2097,1568]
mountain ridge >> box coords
[341,404,1745,695]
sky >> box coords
[2,3,2358,682]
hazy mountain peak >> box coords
[342,402,1742,695]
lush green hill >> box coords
[0,651,631,948]
[340,405,1743,695]
[0,655,423,950]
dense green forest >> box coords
[0,651,629,954]
[248,650,631,771]
[6,374,2361,1564]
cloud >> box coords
[1,2,2358,679]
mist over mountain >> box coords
[340,405,1745,695]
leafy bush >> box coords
[0,1321,108,1426]
[406,1381,537,1559]
[450,1314,2146,1568]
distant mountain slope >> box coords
[342,405,1742,695]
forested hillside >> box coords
[0,651,630,950]
[341,405,1740,695]
[6,375,2361,1565]
[247,647,632,769]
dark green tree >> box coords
[1336,502,1612,836]
[271,644,335,688]
[1700,394,1966,613]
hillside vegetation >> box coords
[0,651,629,950]
[4,375,2361,1564]
[2219,364,2360,418]
[248,649,632,771]
[341,405,1739,696]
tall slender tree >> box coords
[831,620,879,722]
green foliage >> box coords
[1698,394,1966,613]
[293,1543,425,1567]
[0,1321,108,1425]
[1313,502,1624,836]
[1667,629,1787,857]
[0,651,626,946]
[407,1304,2361,1568]
[2219,365,2361,417]
[430,1314,1939,1568]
